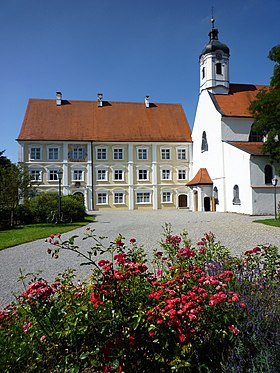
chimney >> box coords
[56,91,62,106]
[145,95,150,108]
[97,93,103,107]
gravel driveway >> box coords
[1,210,279,308]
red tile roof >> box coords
[187,168,213,186]
[228,141,265,155]
[18,99,192,142]
[212,84,268,117]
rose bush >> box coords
[1,224,280,372]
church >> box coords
[188,18,279,215]
[17,19,279,215]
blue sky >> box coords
[1,0,279,162]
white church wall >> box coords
[223,143,253,214]
[222,117,252,141]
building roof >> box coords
[211,84,268,117]
[18,99,192,142]
[186,168,213,186]
[200,26,229,58]
[227,141,265,155]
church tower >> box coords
[199,18,230,94]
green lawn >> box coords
[253,218,280,227]
[0,216,93,250]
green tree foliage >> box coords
[0,156,32,227]
[250,45,280,170]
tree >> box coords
[0,150,12,167]
[250,45,280,171]
[0,161,32,227]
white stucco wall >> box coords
[222,117,252,141]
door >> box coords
[178,194,188,208]
[204,196,211,212]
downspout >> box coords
[91,140,94,210]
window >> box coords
[138,169,149,181]
[137,148,148,160]
[30,170,42,181]
[213,186,219,205]
[96,147,107,160]
[136,192,151,204]
[48,147,59,160]
[216,63,222,75]
[70,146,86,161]
[96,192,108,205]
[113,169,124,181]
[233,185,241,205]
[264,165,273,184]
[113,148,124,160]
[177,169,187,180]
[73,170,83,181]
[96,169,108,181]
[161,169,171,180]
[202,67,205,79]
[30,147,41,160]
[177,148,187,160]
[201,131,208,152]
[114,192,125,204]
[49,169,58,181]
[249,127,264,142]
[161,148,171,160]
[162,191,172,203]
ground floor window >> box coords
[30,169,42,181]
[162,191,172,203]
[233,185,241,205]
[136,192,151,204]
[114,192,125,204]
[48,169,58,181]
[96,192,108,205]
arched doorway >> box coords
[178,194,188,208]
[204,196,211,212]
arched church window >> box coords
[249,125,263,142]
[202,67,205,79]
[201,131,208,152]
[233,185,241,205]
[264,165,273,184]
[213,186,219,205]
[216,63,222,75]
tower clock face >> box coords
[216,52,222,60]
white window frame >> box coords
[113,147,124,160]
[48,169,59,181]
[96,147,108,161]
[113,169,124,181]
[113,191,125,204]
[161,190,172,203]
[29,146,42,161]
[47,146,59,161]
[96,191,108,205]
[30,169,42,182]
[177,168,187,180]
[137,168,149,181]
[136,191,152,204]
[70,145,86,161]
[161,168,172,181]
[72,169,84,181]
[176,147,187,160]
[160,147,171,160]
[96,168,108,181]
[137,147,148,161]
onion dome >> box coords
[200,18,230,58]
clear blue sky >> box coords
[1,0,279,163]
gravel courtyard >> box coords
[1,210,279,308]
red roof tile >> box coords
[18,99,192,142]
[228,141,265,155]
[187,168,213,186]
[212,84,268,117]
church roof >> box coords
[212,84,268,117]
[18,99,192,143]
[227,141,265,155]
[186,168,213,186]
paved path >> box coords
[1,211,279,308]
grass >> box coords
[0,216,93,250]
[253,218,280,227]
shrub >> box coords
[0,225,279,372]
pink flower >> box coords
[40,335,47,342]
[156,269,163,277]
[130,238,136,244]
[239,302,246,308]
[228,325,240,335]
